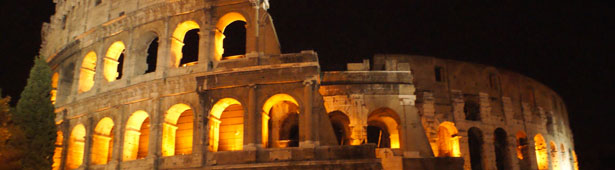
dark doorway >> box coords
[180,29,199,66]
[145,37,158,73]
[117,51,124,79]
[367,123,390,148]
[222,21,246,59]
[494,128,511,170]
[468,127,484,170]
[279,113,299,147]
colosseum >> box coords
[40,0,578,170]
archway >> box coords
[171,21,200,67]
[91,117,114,165]
[123,111,150,161]
[209,98,244,151]
[550,141,559,170]
[221,21,246,59]
[52,130,63,170]
[66,124,86,169]
[468,127,484,170]
[215,12,247,61]
[328,111,351,145]
[78,51,97,93]
[515,131,531,170]
[494,128,511,170]
[436,121,461,157]
[104,41,126,82]
[366,108,400,149]
[145,37,158,74]
[162,103,194,156]
[262,94,299,148]
[534,134,548,170]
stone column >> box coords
[300,80,316,148]
[81,117,94,169]
[244,84,258,150]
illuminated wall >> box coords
[214,12,247,61]
[209,98,244,151]
[436,121,461,157]
[162,104,194,156]
[550,141,559,170]
[51,72,58,104]
[572,150,579,170]
[52,131,63,170]
[103,41,126,82]
[171,21,200,67]
[91,117,114,165]
[78,52,97,93]
[534,134,549,170]
[262,94,300,148]
[515,131,531,169]
[123,111,149,161]
[66,124,86,169]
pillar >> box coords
[300,80,316,148]
[245,84,258,150]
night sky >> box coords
[0,0,612,169]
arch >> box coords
[91,117,114,165]
[123,111,150,161]
[103,41,126,82]
[550,141,559,170]
[145,37,159,74]
[367,108,400,149]
[66,124,86,169]
[515,131,531,170]
[436,121,461,157]
[262,94,300,148]
[328,111,351,145]
[52,130,63,170]
[214,12,248,61]
[171,21,200,67]
[494,128,511,170]
[534,134,549,170]
[208,98,244,151]
[162,103,194,156]
[51,72,59,104]
[78,51,97,93]
[468,127,484,170]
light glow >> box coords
[162,104,193,156]
[515,131,528,160]
[367,108,401,149]
[51,72,58,104]
[91,117,114,165]
[123,111,149,161]
[534,134,549,170]
[171,21,200,67]
[208,98,244,151]
[436,121,461,157]
[103,41,125,82]
[66,124,86,169]
[52,131,63,170]
[78,51,97,93]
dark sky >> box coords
[0,0,612,169]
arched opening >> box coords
[366,108,400,149]
[208,98,244,151]
[262,94,300,148]
[51,72,59,104]
[436,121,461,157]
[464,100,481,121]
[515,131,531,170]
[550,141,559,170]
[221,21,246,59]
[66,124,86,169]
[145,37,158,74]
[162,104,194,156]
[328,111,351,145]
[123,111,150,161]
[52,130,63,170]
[78,51,97,93]
[171,21,200,67]
[534,134,549,170]
[494,128,511,170]
[215,12,247,61]
[91,117,114,165]
[104,41,126,82]
[468,127,484,170]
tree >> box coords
[0,89,22,170]
[12,56,57,170]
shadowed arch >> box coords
[328,111,351,145]
[367,108,400,148]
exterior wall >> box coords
[374,54,575,170]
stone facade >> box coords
[41,0,575,170]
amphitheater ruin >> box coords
[41,0,578,169]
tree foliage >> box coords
[11,56,57,170]
[0,90,22,170]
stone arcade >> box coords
[41,0,578,169]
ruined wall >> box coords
[373,54,575,170]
